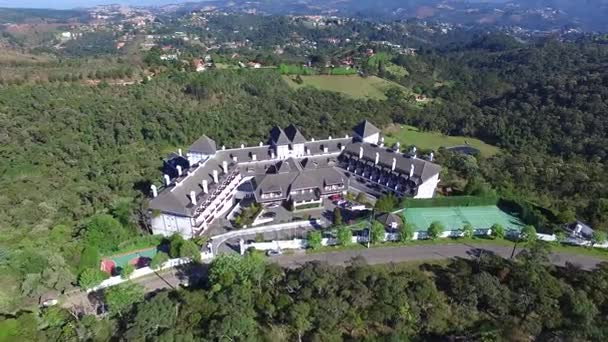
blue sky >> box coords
[0,0,196,9]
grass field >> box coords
[383,124,500,157]
[403,206,524,232]
[283,75,406,100]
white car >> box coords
[266,249,283,256]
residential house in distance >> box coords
[148,121,441,238]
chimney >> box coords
[222,161,228,174]
[359,146,364,159]
[412,146,417,154]
[271,151,276,159]
[222,145,226,150]
[328,136,332,140]
[391,157,396,171]
[259,142,263,146]
[176,165,183,176]
[178,148,183,156]
[374,152,379,165]
[233,156,238,162]
[345,134,349,138]
[429,152,434,162]
[409,164,415,178]
[213,170,219,183]
[252,153,257,161]
[241,144,245,149]
[311,138,315,142]
[340,145,345,151]
[190,191,197,206]
[305,147,310,155]
[380,142,384,148]
[150,185,158,198]
[323,146,329,153]
[163,174,171,186]
[395,142,401,151]
[381,137,385,143]
[202,180,209,193]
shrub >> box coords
[337,227,353,246]
[150,252,169,270]
[520,225,538,244]
[370,221,386,244]
[78,268,109,289]
[427,221,445,240]
[333,208,343,226]
[399,223,416,242]
[491,223,505,239]
[462,223,474,238]
[307,231,322,249]
[121,264,135,279]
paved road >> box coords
[273,243,605,270]
[63,243,605,311]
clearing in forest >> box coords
[283,75,406,100]
[383,124,500,157]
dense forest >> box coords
[1,30,608,339]
[7,244,608,340]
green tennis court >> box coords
[403,206,524,232]
[109,247,158,268]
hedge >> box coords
[401,196,499,208]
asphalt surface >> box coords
[63,243,606,311]
[273,243,605,270]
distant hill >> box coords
[0,7,88,24]
[169,0,608,32]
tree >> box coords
[427,221,445,240]
[104,283,144,317]
[399,223,416,242]
[337,227,353,246]
[78,246,100,273]
[78,268,109,289]
[374,194,398,213]
[520,225,538,244]
[370,221,386,244]
[491,223,506,239]
[121,264,135,279]
[125,292,176,340]
[333,207,343,226]
[462,223,475,239]
[289,302,312,342]
[307,231,322,250]
[83,214,129,253]
[150,252,169,270]
[591,231,607,247]
[355,192,367,204]
[169,234,185,258]
[179,239,202,263]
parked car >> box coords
[266,202,281,209]
[329,194,342,201]
[337,199,347,206]
[266,249,283,256]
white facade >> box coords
[187,151,211,165]
[291,143,305,157]
[275,144,290,159]
[414,173,439,199]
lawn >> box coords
[283,75,406,100]
[383,124,500,157]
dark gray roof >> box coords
[291,173,317,190]
[342,142,441,184]
[270,126,290,145]
[284,124,307,144]
[189,135,217,155]
[353,120,380,138]
[376,213,402,227]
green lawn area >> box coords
[283,75,406,100]
[383,124,500,157]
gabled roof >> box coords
[353,120,380,138]
[376,213,402,227]
[284,124,307,144]
[290,173,317,190]
[189,135,217,155]
[269,126,291,145]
